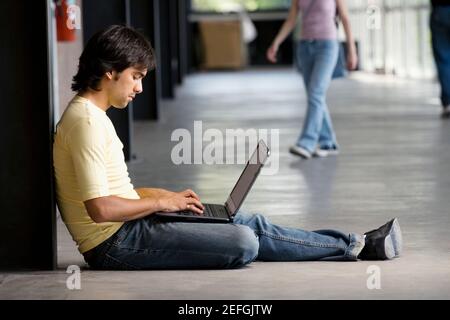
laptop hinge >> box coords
[225,201,233,218]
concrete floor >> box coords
[1,68,449,299]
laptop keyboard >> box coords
[176,204,228,218]
[204,204,228,218]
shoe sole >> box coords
[383,234,396,260]
[376,218,402,260]
[390,218,403,257]
[313,150,339,158]
[289,148,311,159]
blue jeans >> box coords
[295,40,339,152]
[85,212,365,270]
[431,6,450,107]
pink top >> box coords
[298,0,337,40]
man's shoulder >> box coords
[59,97,108,132]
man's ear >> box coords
[105,71,114,80]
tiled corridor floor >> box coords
[1,68,449,299]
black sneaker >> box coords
[358,218,403,260]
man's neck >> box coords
[79,90,111,112]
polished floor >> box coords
[1,68,449,299]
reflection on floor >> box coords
[2,68,449,299]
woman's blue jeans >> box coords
[295,40,339,152]
[431,6,450,108]
[85,212,365,270]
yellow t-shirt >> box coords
[53,95,140,254]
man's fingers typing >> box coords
[188,198,204,211]
[180,189,201,201]
[186,189,201,201]
[186,201,204,215]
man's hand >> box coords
[158,189,205,215]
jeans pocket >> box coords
[110,221,134,246]
[101,253,139,270]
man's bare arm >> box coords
[135,187,177,199]
[84,189,204,223]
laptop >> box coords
[154,140,270,223]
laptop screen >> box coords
[225,140,269,215]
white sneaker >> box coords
[313,147,339,158]
[289,145,312,159]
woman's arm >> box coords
[266,0,299,63]
[336,0,358,70]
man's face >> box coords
[107,67,147,109]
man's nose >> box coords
[134,80,143,94]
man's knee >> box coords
[230,225,259,268]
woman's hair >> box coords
[72,25,156,92]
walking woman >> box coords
[267,0,358,159]
[430,0,450,119]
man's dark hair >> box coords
[72,25,156,92]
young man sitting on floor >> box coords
[53,25,402,270]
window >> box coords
[191,0,291,12]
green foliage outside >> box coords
[192,0,291,12]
